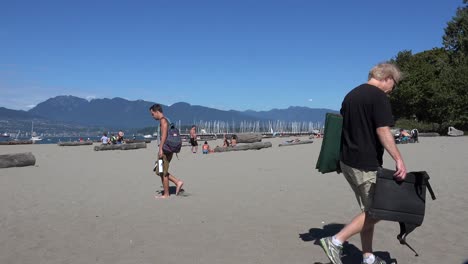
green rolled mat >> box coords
[315,113,342,174]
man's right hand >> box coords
[394,159,407,181]
[376,126,407,181]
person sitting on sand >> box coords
[222,136,230,147]
[109,133,117,144]
[116,130,124,144]
[399,129,411,142]
[101,133,109,145]
[230,135,237,147]
[202,141,212,154]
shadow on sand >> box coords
[299,223,397,264]
[155,186,189,197]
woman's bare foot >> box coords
[176,181,184,195]
[154,195,169,199]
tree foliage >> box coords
[443,0,468,59]
[390,0,468,132]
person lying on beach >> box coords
[285,138,301,143]
[396,129,414,144]
[399,129,411,140]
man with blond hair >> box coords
[320,63,407,264]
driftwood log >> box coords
[0,152,36,168]
[58,141,93,146]
[278,139,314,147]
[0,140,33,145]
[234,133,263,143]
[124,139,152,144]
[197,135,217,141]
[213,142,272,152]
[94,142,147,151]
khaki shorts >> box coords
[340,161,376,211]
[156,152,173,177]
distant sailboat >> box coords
[14,130,20,141]
[143,132,158,139]
[30,121,42,142]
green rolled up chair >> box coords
[316,113,342,174]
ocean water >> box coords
[0,136,152,144]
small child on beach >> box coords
[202,141,215,154]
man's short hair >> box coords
[149,104,163,113]
[368,63,402,84]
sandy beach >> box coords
[0,136,467,264]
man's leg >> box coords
[335,178,378,242]
[155,175,170,199]
[168,173,184,195]
[335,211,378,245]
[191,139,196,153]
[335,212,364,242]
[320,163,380,264]
[361,212,377,257]
[156,154,172,199]
[321,212,379,264]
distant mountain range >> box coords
[0,95,338,129]
[0,107,42,120]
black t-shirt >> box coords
[340,84,394,171]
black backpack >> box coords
[162,118,182,154]
[369,168,436,256]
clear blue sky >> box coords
[0,0,462,111]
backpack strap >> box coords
[161,117,171,126]
[397,222,419,256]
[161,117,174,128]
[396,174,436,257]
[426,179,436,200]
